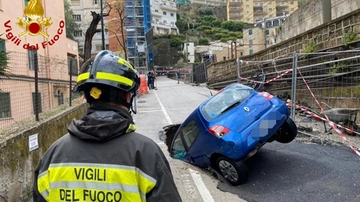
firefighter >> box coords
[33,50,182,202]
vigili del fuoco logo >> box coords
[3,0,65,50]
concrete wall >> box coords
[0,103,88,202]
[277,0,360,42]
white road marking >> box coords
[154,90,215,202]
[154,90,173,124]
[189,168,215,202]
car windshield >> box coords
[201,84,254,120]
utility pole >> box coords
[263,17,267,49]
[100,0,105,50]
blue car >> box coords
[160,83,297,185]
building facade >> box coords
[0,0,79,128]
[240,16,287,56]
[106,0,127,58]
[183,42,195,63]
[227,0,298,23]
[125,0,153,72]
[150,0,179,35]
[69,0,109,57]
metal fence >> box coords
[0,51,80,130]
[236,50,360,137]
[193,56,215,84]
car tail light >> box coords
[259,92,273,100]
[209,125,230,138]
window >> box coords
[95,44,102,51]
[163,11,167,15]
[249,40,253,46]
[170,13,174,17]
[180,120,199,149]
[155,9,158,12]
[93,0,98,4]
[265,29,269,35]
[201,84,253,120]
[72,15,81,21]
[249,49,253,55]
[68,57,78,76]
[74,30,82,37]
[249,29,252,35]
[58,92,64,106]
[32,92,42,114]
[0,37,6,52]
[0,92,11,118]
[28,49,38,70]
[246,5,249,8]
[24,0,29,6]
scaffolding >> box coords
[124,0,153,73]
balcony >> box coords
[151,11,162,17]
[253,3,262,8]
[254,9,266,15]
[229,7,243,13]
[229,13,243,19]
[160,3,177,12]
[276,4,288,9]
[229,2,241,6]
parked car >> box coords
[159,83,297,185]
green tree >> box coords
[64,0,79,40]
[170,37,183,49]
[176,19,188,33]
[197,7,213,16]
[198,38,209,45]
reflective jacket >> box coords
[33,104,182,202]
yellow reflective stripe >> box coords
[47,188,141,202]
[37,171,50,200]
[37,163,156,201]
[118,58,134,70]
[126,124,136,133]
[77,72,90,82]
[96,72,133,86]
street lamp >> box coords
[100,0,105,50]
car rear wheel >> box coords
[275,118,298,143]
[216,156,248,186]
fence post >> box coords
[290,52,298,120]
[236,58,241,83]
[69,66,72,107]
[34,51,40,121]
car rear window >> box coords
[201,84,253,120]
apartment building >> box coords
[240,16,286,56]
[69,0,109,57]
[227,0,298,23]
[151,0,179,35]
[0,0,79,128]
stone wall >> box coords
[277,0,360,42]
[0,103,88,202]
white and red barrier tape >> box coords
[239,68,293,84]
[294,68,360,157]
[287,103,360,156]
